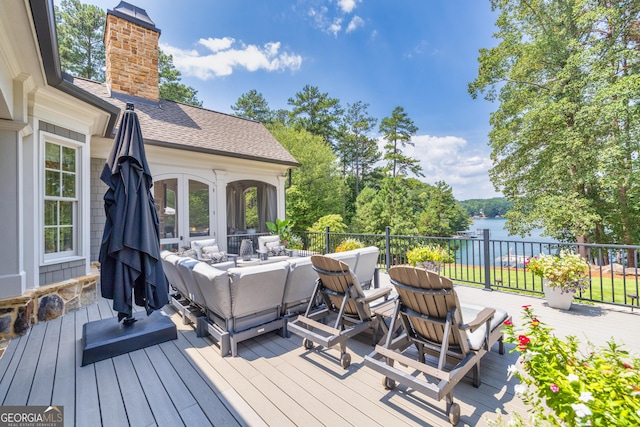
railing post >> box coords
[385,226,391,271]
[325,226,330,254]
[483,228,492,290]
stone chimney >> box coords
[104,2,161,101]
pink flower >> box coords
[550,383,559,393]
[504,319,513,326]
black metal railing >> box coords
[232,227,640,309]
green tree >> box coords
[419,181,471,237]
[158,49,203,106]
[469,0,640,251]
[351,177,419,235]
[337,101,380,196]
[287,85,343,145]
[459,197,513,217]
[268,124,344,230]
[379,106,422,178]
[231,89,273,123]
[55,0,105,81]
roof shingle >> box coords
[73,77,298,166]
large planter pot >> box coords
[544,280,574,310]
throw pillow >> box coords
[202,246,228,263]
[177,247,198,259]
[267,245,288,257]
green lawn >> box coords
[438,264,640,307]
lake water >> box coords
[469,218,558,243]
[458,218,560,267]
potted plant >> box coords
[497,306,640,426]
[406,244,455,273]
[266,218,292,246]
[525,251,590,310]
[287,234,303,256]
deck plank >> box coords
[74,306,101,427]
[111,353,155,427]
[95,359,129,426]
[3,320,46,405]
[158,339,241,427]
[179,325,295,427]
[0,334,27,404]
[128,348,184,427]
[28,316,62,405]
[52,311,77,426]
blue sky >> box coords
[74,0,501,200]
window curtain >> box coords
[227,181,276,233]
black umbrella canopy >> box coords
[99,103,168,323]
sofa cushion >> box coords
[192,262,232,319]
[191,239,218,259]
[227,261,289,319]
[460,303,508,351]
[258,235,281,252]
[353,246,379,288]
[283,257,318,313]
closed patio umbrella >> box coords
[99,102,168,323]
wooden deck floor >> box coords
[1,275,639,427]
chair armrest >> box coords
[460,307,495,333]
[357,287,392,304]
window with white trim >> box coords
[44,141,77,257]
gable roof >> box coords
[73,77,299,166]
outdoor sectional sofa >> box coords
[160,246,381,357]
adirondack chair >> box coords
[288,254,391,368]
[364,266,509,425]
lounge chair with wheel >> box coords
[288,254,391,368]
[364,266,509,425]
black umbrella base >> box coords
[81,310,177,366]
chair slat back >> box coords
[389,266,464,348]
[311,254,370,319]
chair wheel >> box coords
[302,338,314,350]
[382,376,396,390]
[340,352,351,369]
[448,402,460,425]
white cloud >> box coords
[160,39,302,79]
[329,18,343,36]
[346,16,364,33]
[304,0,363,36]
[380,134,501,200]
[198,37,234,52]
[338,0,359,13]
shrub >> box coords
[335,238,365,252]
[406,245,454,272]
[307,214,347,233]
[501,306,640,426]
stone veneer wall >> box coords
[0,273,98,340]
[104,13,160,101]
